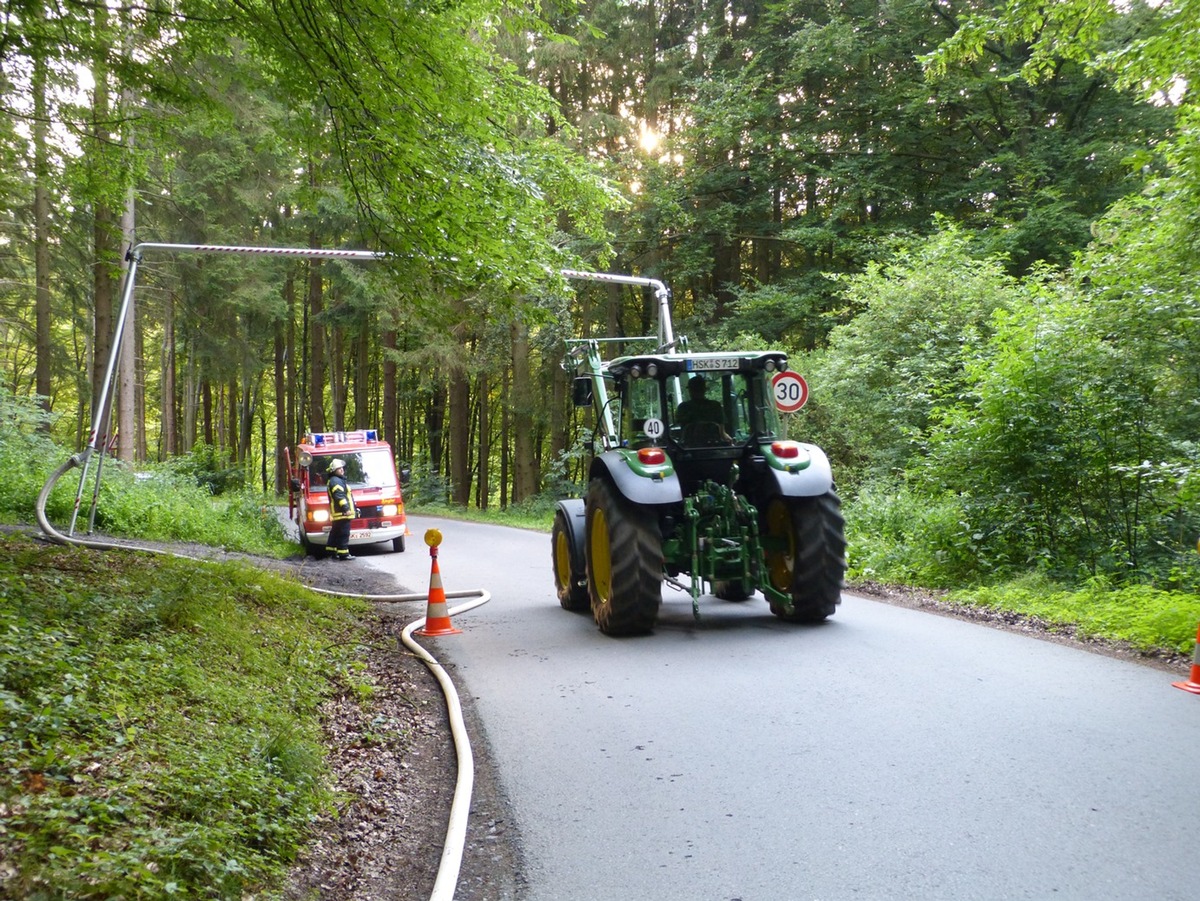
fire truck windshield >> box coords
[309,450,396,488]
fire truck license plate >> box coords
[350,530,372,540]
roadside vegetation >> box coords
[793,229,1200,654]
[0,534,371,899]
[2,397,374,897]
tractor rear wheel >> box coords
[762,492,846,623]
[585,478,663,635]
[552,507,589,611]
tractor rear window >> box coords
[309,450,397,488]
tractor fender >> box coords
[591,452,684,505]
[767,443,835,497]
[554,498,587,569]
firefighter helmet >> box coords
[328,458,346,472]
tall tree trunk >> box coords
[162,291,177,456]
[239,373,255,463]
[274,319,287,493]
[331,324,345,430]
[285,268,297,440]
[511,318,536,502]
[475,373,489,510]
[449,365,471,506]
[117,175,136,462]
[500,366,510,509]
[427,381,446,478]
[202,379,213,447]
[383,329,397,449]
[33,45,51,421]
[549,363,568,467]
[355,321,370,428]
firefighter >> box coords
[326,458,357,560]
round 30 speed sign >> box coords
[772,370,809,413]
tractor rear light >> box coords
[771,440,802,459]
[638,447,667,465]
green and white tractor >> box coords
[552,270,847,636]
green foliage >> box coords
[799,228,1019,487]
[845,480,1006,588]
[0,534,371,898]
[165,443,248,496]
[80,465,293,555]
[832,220,1200,594]
[948,574,1200,654]
[0,391,290,555]
[0,387,62,522]
[914,276,1200,587]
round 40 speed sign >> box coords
[772,370,809,413]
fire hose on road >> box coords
[36,453,489,901]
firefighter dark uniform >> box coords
[326,458,357,560]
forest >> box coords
[1,0,1198,593]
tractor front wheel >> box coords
[762,492,846,623]
[585,478,663,635]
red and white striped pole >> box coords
[1173,622,1200,694]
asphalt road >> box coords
[363,515,1200,901]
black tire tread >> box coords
[552,510,590,611]
[769,492,847,623]
[586,478,663,635]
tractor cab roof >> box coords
[605,350,789,380]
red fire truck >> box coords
[286,430,409,555]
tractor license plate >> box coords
[688,357,740,371]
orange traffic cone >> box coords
[1173,622,1200,694]
[415,530,461,638]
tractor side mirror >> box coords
[572,377,594,407]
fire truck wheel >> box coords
[392,535,406,553]
[299,531,322,558]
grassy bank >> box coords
[0,534,369,898]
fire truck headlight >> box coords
[382,504,399,516]
[310,509,330,524]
